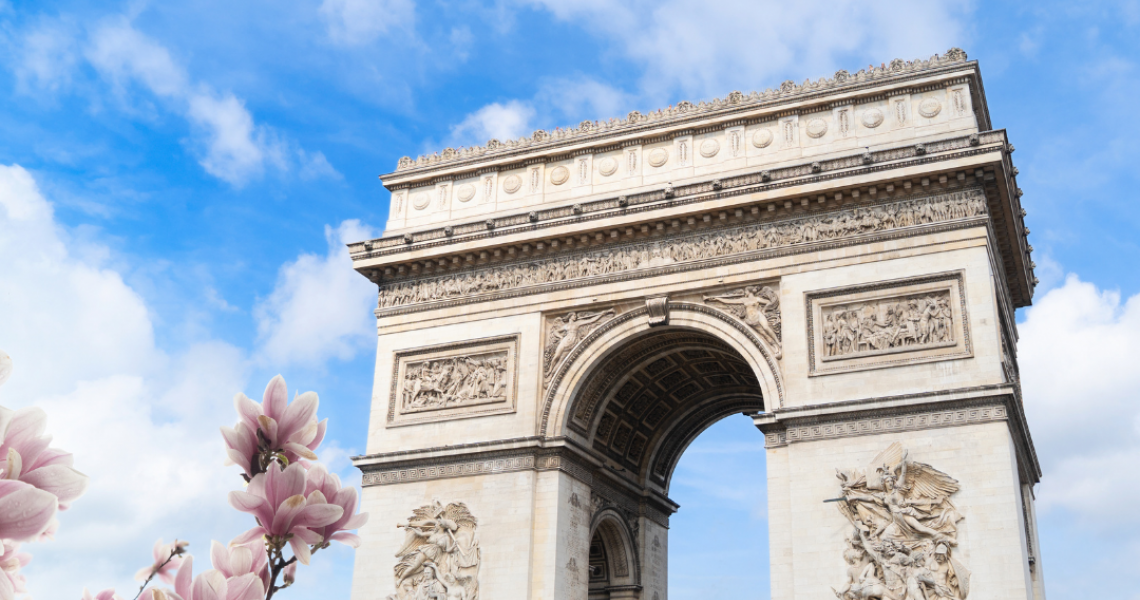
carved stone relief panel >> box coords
[833,443,970,600]
[543,308,619,388]
[389,335,518,426]
[701,283,781,358]
[806,272,971,376]
[388,500,481,600]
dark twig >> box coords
[133,548,179,600]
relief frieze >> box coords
[377,189,988,313]
[822,289,955,360]
[806,273,971,376]
[389,336,518,426]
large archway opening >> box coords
[561,320,772,599]
[667,416,769,599]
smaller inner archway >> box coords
[588,511,641,600]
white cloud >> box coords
[12,18,81,94]
[253,220,379,367]
[448,100,536,147]
[186,92,282,184]
[82,18,335,187]
[0,164,249,595]
[524,0,970,100]
[0,164,369,596]
[1020,274,1140,531]
[320,0,416,45]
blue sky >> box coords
[0,0,1139,598]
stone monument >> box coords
[348,49,1046,600]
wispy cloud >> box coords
[253,220,379,367]
[319,0,416,45]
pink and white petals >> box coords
[0,541,30,600]
[0,407,89,510]
[0,480,57,542]
[81,589,124,600]
[222,376,326,478]
[303,464,369,548]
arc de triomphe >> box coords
[347,49,1046,600]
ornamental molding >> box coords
[375,189,989,316]
[392,49,970,174]
[357,445,672,527]
[357,130,1005,255]
[762,398,1007,448]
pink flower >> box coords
[188,571,263,600]
[228,462,343,565]
[167,557,262,600]
[0,541,30,600]
[81,589,123,600]
[221,376,326,479]
[304,464,369,548]
[0,479,57,542]
[0,406,89,509]
[134,539,188,585]
[210,540,269,590]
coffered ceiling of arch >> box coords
[572,330,764,480]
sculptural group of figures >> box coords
[402,354,508,412]
[377,192,988,308]
[833,443,970,600]
[823,293,954,358]
[388,501,481,600]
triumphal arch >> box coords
[347,49,1046,600]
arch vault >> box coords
[348,50,1046,600]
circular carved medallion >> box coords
[502,175,521,194]
[918,98,942,118]
[752,129,773,148]
[411,193,430,210]
[648,148,669,168]
[699,139,720,158]
[456,184,476,203]
[861,109,885,129]
[806,118,828,139]
[550,166,570,185]
[598,157,618,177]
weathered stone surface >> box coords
[349,51,1045,600]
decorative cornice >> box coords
[390,49,970,174]
[356,130,1005,255]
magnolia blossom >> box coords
[228,462,343,564]
[210,540,269,590]
[221,376,326,479]
[135,538,188,585]
[81,589,124,600]
[0,540,30,600]
[0,479,57,543]
[303,464,368,548]
[0,406,89,509]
